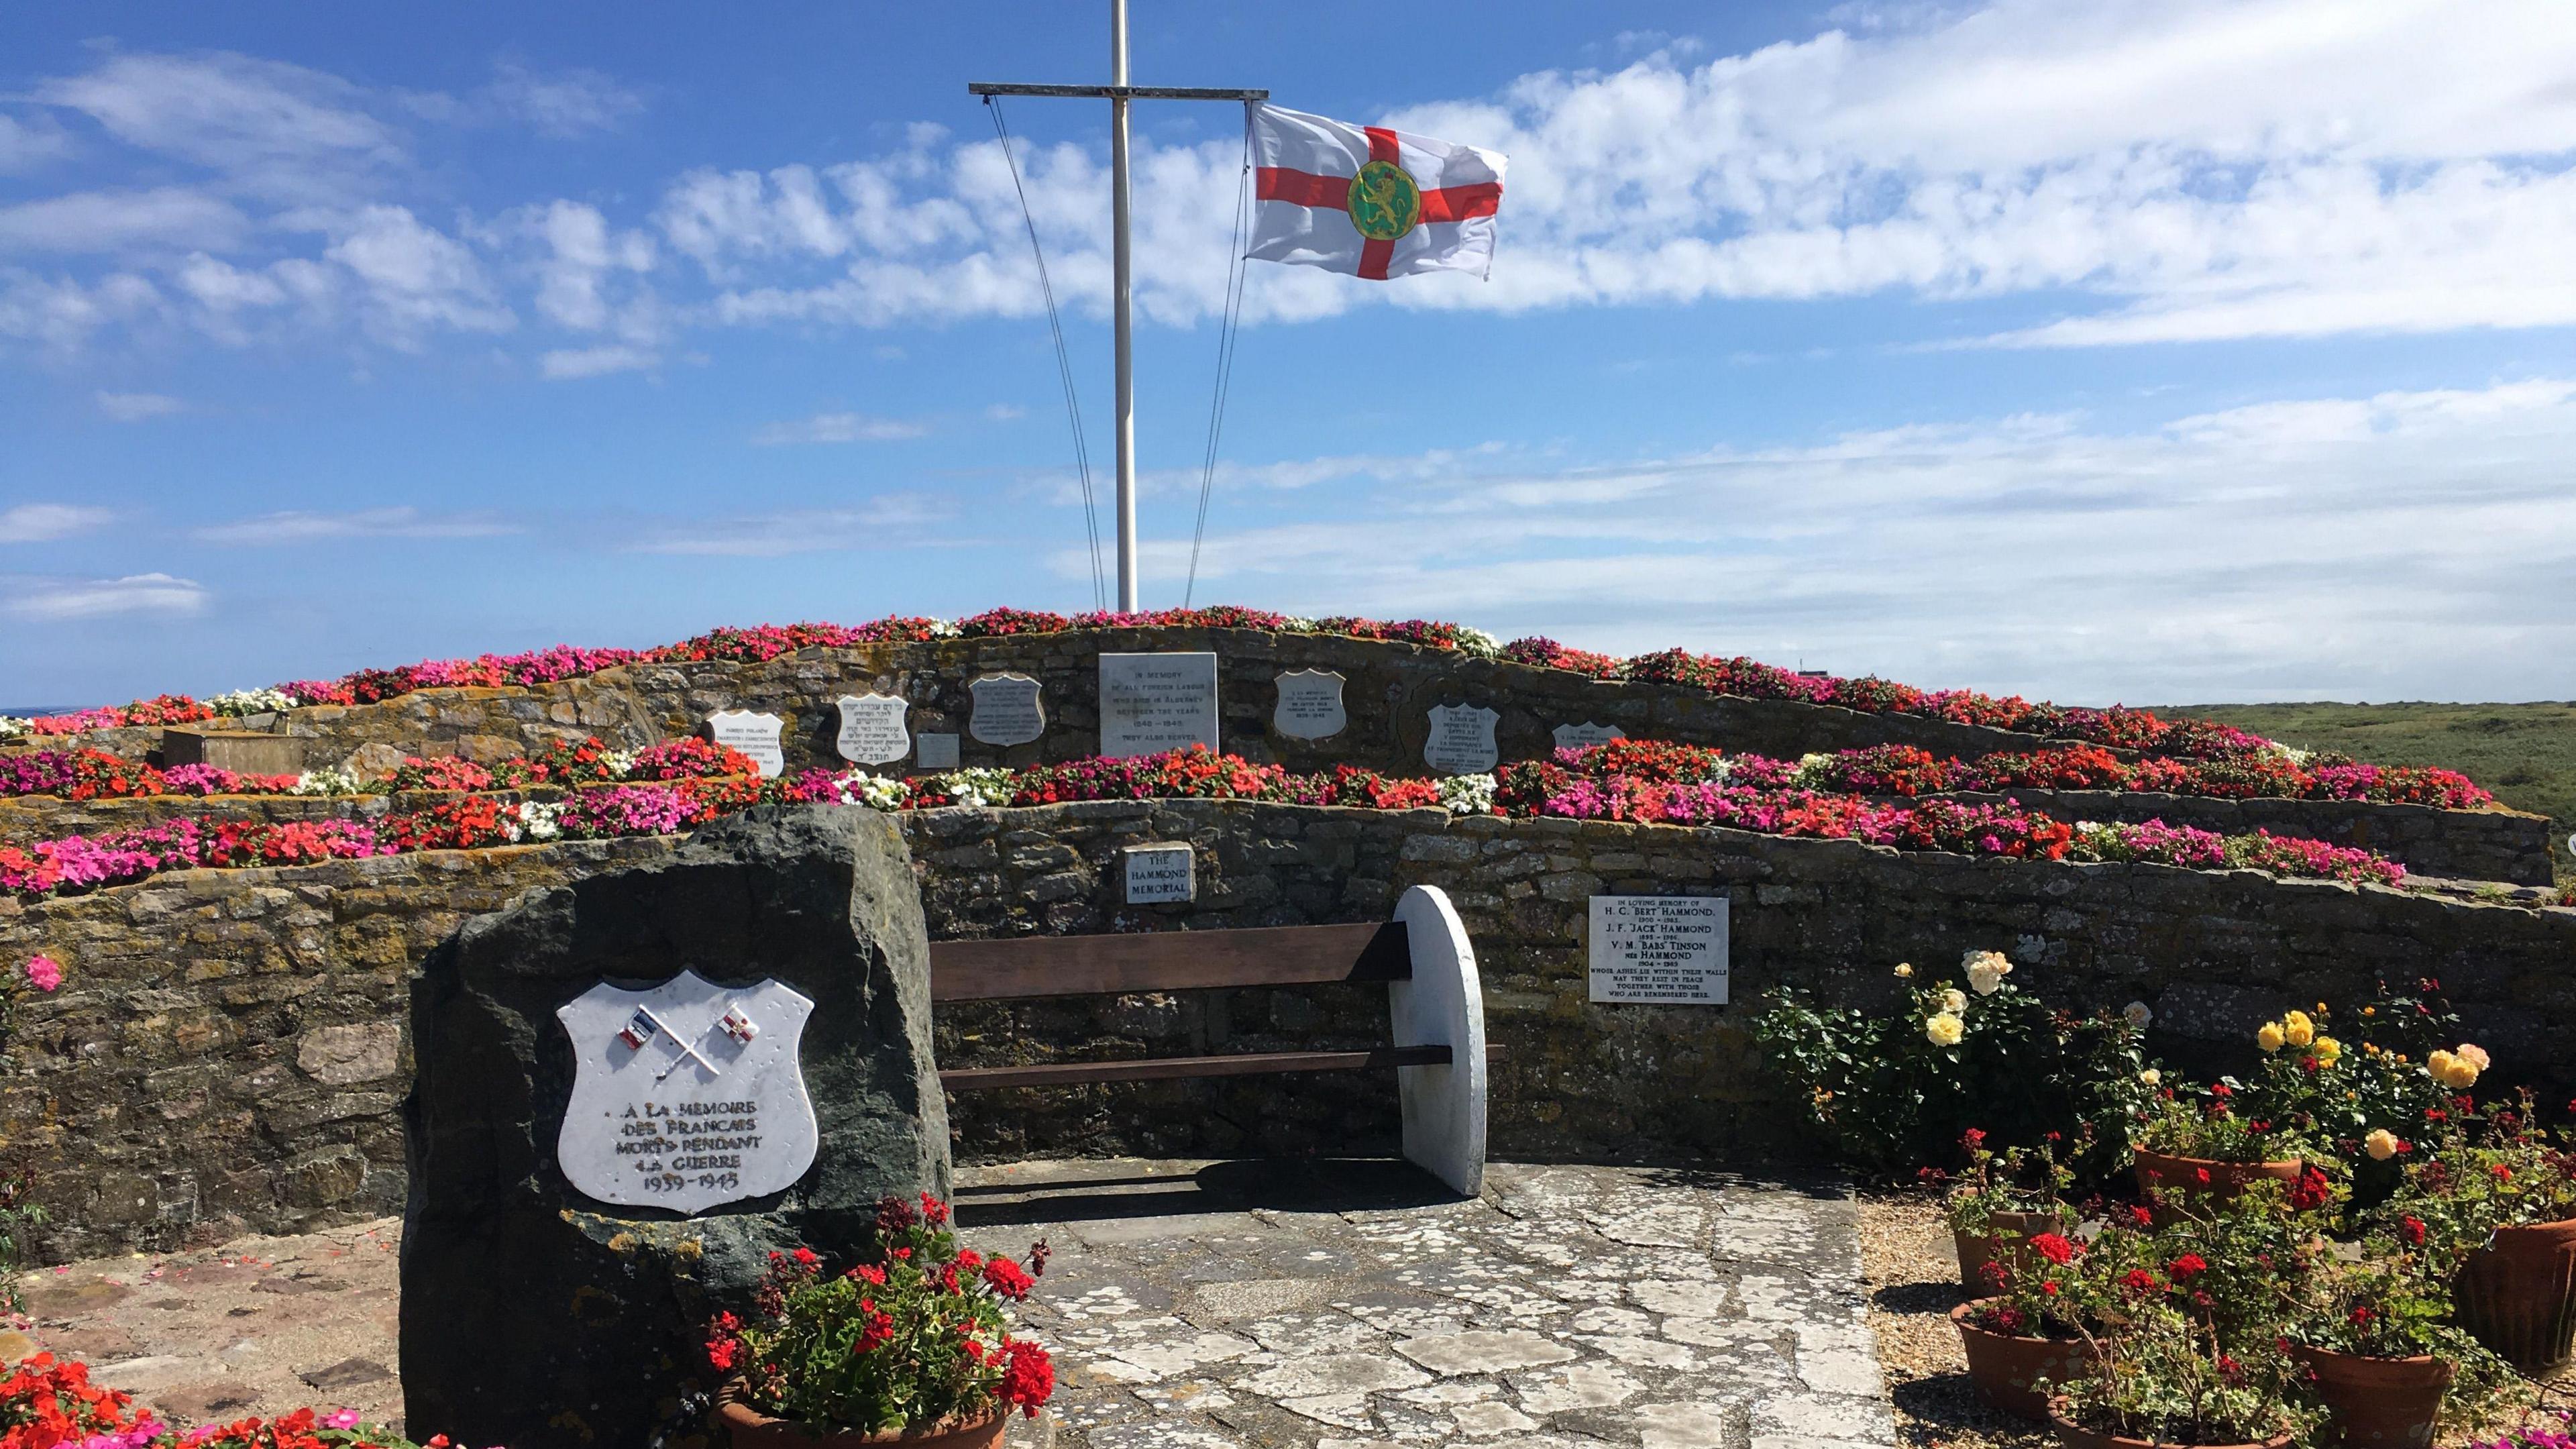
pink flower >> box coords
[23,955,61,992]
[324,1409,362,1430]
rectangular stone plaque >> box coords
[1123,843,1195,904]
[915,732,961,769]
[1588,895,1729,1005]
[1099,652,1220,758]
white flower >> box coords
[926,618,963,638]
[1453,626,1503,659]
[1698,757,1737,786]
[1925,1013,1966,1047]
[513,800,561,842]
[1962,949,2013,996]
[934,767,1016,809]
[206,687,297,717]
[1939,988,1969,1015]
[1276,615,1318,633]
[2140,1068,2162,1086]
[0,716,27,741]
[831,771,912,810]
[1792,752,1833,785]
[598,749,637,780]
[2124,1001,2154,1030]
[287,767,362,797]
[1438,773,1497,816]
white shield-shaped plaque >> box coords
[835,692,911,765]
[1552,720,1626,753]
[706,710,786,779]
[1424,703,1501,774]
[968,672,1046,747]
[555,969,818,1214]
[1273,669,1348,741]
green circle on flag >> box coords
[1347,159,1422,241]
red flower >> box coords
[2287,1165,2331,1210]
[2493,1163,2516,1181]
[791,1246,820,1267]
[2128,1205,2156,1229]
[2040,1281,2061,1296]
[2121,1269,2161,1297]
[847,1263,888,1286]
[1000,1339,1055,1415]
[983,1256,1036,1301]
[918,1191,951,1226]
[2167,1253,2209,1280]
[1961,1128,1988,1152]
[2400,1216,2428,1247]
[2029,1232,2078,1265]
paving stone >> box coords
[1511,1360,1644,1414]
[1454,1401,1541,1436]
[1754,1391,1898,1443]
[1097,1330,1258,1381]
[1393,1329,1577,1376]
[1634,1401,1733,1449]
[1237,1352,1431,1399]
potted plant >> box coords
[1947,1132,2076,1293]
[2048,1299,2314,1449]
[2132,1010,2345,1220]
[705,1193,1057,1447]
[2277,1242,2506,1449]
[1951,1226,2098,1419]
[2389,1084,2576,1372]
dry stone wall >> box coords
[11,799,2576,1263]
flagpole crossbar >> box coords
[969,83,1267,101]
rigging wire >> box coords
[1184,104,1255,608]
[985,95,1108,613]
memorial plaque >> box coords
[1552,720,1627,752]
[967,673,1046,747]
[916,732,961,769]
[554,969,820,1213]
[1099,651,1220,757]
[1423,702,1501,774]
[1273,669,1348,741]
[706,710,786,779]
[835,692,911,765]
[1123,843,1195,904]
[1588,896,1729,1005]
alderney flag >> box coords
[1247,105,1507,282]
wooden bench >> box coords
[928,884,1491,1195]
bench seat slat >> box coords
[941,1044,1454,1090]
[929,920,1411,1002]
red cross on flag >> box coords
[1247,105,1507,282]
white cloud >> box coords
[195,506,521,545]
[750,411,929,445]
[0,114,72,173]
[619,494,952,555]
[540,343,657,378]
[323,205,513,343]
[0,188,248,255]
[0,504,115,542]
[0,269,162,348]
[7,572,207,621]
[32,51,405,205]
[480,60,644,138]
[95,391,185,421]
[1123,377,2576,702]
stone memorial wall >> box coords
[10,796,2576,1263]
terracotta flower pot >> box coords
[2453,1217,2576,1372]
[713,1381,1008,1449]
[2131,1150,2302,1223]
[1954,1210,2068,1293]
[1952,1300,2092,1420]
[2289,1344,2452,1449]
[2046,1396,2295,1449]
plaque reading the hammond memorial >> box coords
[1587,896,1729,1005]
[554,969,820,1214]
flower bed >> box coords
[1792,742,2491,810]
[0,738,2412,902]
[0,1351,424,1449]
[0,606,2361,767]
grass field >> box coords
[2160,702,2576,872]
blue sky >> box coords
[6,0,2576,709]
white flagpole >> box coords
[1109,0,1139,612]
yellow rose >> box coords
[1940,988,1970,1015]
[1893,963,1914,979]
[2140,1069,2162,1086]
[2457,1043,2491,1072]
[2314,1036,2342,1066]
[2426,1049,2457,1083]
[2365,1129,2400,1161]
[2283,1010,2315,1048]
[2257,1021,2287,1053]
[1926,1012,1966,1047]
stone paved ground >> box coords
[954,1158,1892,1449]
[11,1161,1891,1449]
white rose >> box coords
[2124,1001,2154,1029]
[2140,1069,2162,1086]
[1939,988,1969,1014]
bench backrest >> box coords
[927,920,1413,1002]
